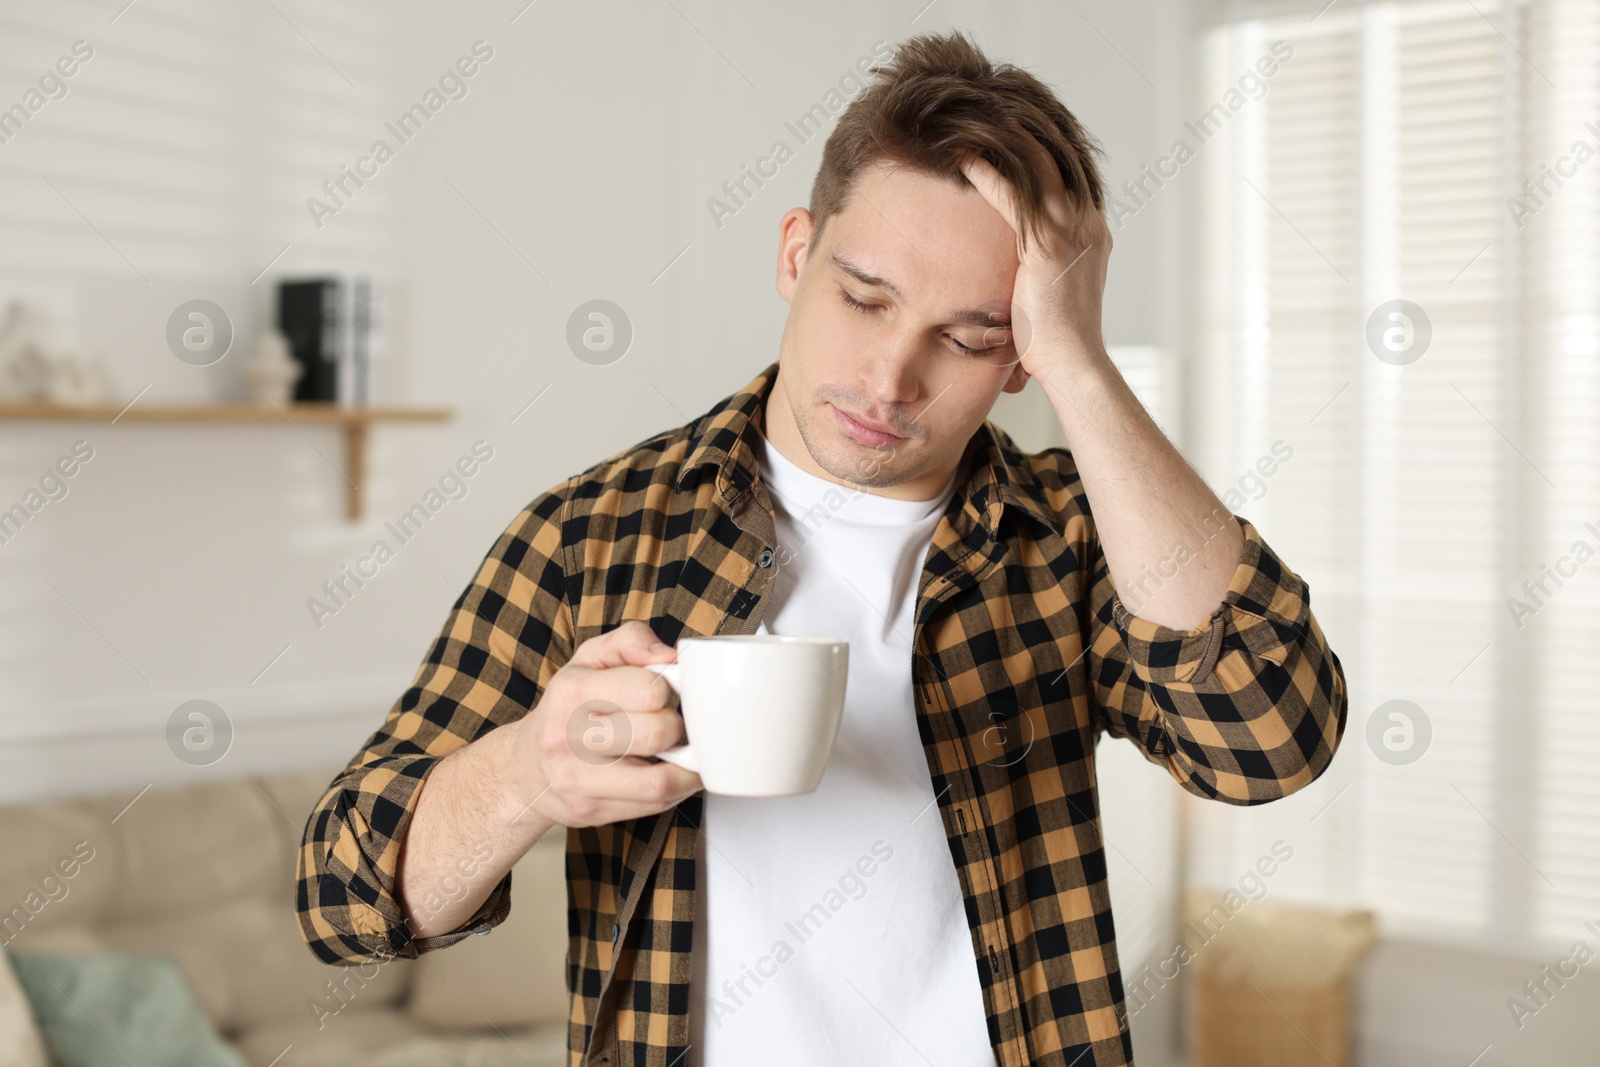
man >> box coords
[297,29,1346,1067]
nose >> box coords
[860,333,922,409]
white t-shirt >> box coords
[687,430,996,1067]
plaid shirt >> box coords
[296,359,1347,1067]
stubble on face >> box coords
[777,374,932,490]
[768,160,1025,499]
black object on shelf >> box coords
[277,277,382,405]
[278,278,340,403]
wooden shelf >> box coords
[0,401,452,521]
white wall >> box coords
[2,1,1192,1060]
[0,0,1188,798]
[1355,939,1600,1067]
[0,0,411,798]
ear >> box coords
[1001,361,1031,394]
[775,208,814,303]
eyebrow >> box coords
[829,252,1010,330]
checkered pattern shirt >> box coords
[295,359,1347,1067]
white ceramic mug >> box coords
[644,634,849,796]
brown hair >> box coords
[808,29,1107,256]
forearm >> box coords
[1037,350,1244,631]
[396,720,556,940]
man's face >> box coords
[769,159,1030,500]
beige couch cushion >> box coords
[234,1006,567,1067]
[100,895,408,1035]
[10,926,104,955]
[84,780,282,924]
[0,771,573,1066]
[76,774,410,1035]
[0,802,115,941]
[404,833,568,1030]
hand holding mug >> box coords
[512,621,703,828]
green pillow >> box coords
[8,951,247,1067]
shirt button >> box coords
[756,548,774,568]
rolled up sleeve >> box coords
[297,758,509,963]
[1088,517,1348,804]
[295,478,577,964]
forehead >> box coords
[819,160,1019,308]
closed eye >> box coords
[837,287,878,314]
[836,286,996,356]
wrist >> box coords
[1032,345,1121,423]
[1029,338,1113,385]
[483,718,557,843]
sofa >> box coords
[0,772,570,1067]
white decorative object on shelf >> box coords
[0,299,111,405]
[245,328,302,406]
[0,299,55,400]
[45,355,110,406]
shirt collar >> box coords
[675,360,1058,539]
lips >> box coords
[838,408,901,437]
[830,404,904,448]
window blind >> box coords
[1188,0,1599,957]
[1523,0,1600,946]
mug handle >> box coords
[643,662,699,773]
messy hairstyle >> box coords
[808,29,1107,255]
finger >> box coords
[560,706,686,763]
[583,789,704,828]
[560,663,681,716]
[582,659,681,710]
[568,619,675,669]
[1005,127,1100,233]
[966,129,1079,233]
[1012,129,1070,207]
[573,755,703,805]
[959,152,1023,239]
